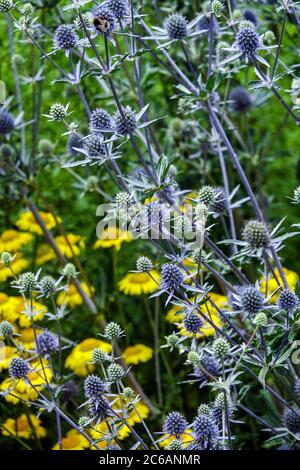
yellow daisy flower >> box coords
[54,234,85,258]
[1,360,52,404]
[0,255,28,283]
[16,211,60,235]
[57,282,94,308]
[1,296,47,327]
[36,244,56,265]
[0,345,18,372]
[90,420,129,444]
[93,227,133,251]
[118,270,159,296]
[122,344,153,365]
[159,429,194,449]
[1,414,46,440]
[52,430,90,451]
[0,229,33,253]
[65,338,112,376]
[260,268,299,303]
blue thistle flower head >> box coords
[278,289,298,313]
[240,286,264,314]
[193,413,219,449]
[36,331,58,357]
[193,356,221,386]
[54,25,78,50]
[106,0,129,20]
[243,10,258,26]
[0,109,15,135]
[89,397,110,420]
[229,87,252,113]
[283,408,300,434]
[183,312,203,334]
[211,187,228,213]
[115,106,137,135]
[9,357,29,379]
[163,411,188,438]
[93,5,117,35]
[160,263,184,291]
[89,108,113,133]
[84,374,106,399]
[164,13,188,40]
[236,27,260,55]
[85,134,106,158]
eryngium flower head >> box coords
[198,404,211,415]
[104,321,122,340]
[188,351,200,365]
[160,263,184,291]
[92,347,109,364]
[164,13,188,40]
[18,272,37,292]
[1,251,13,266]
[212,0,223,17]
[39,275,56,297]
[9,357,29,379]
[0,0,13,13]
[193,414,219,449]
[89,108,113,133]
[229,87,251,113]
[278,289,298,312]
[84,374,106,399]
[85,134,106,158]
[295,379,300,402]
[49,103,67,121]
[211,187,228,213]
[62,263,76,277]
[254,311,267,328]
[243,10,258,25]
[0,320,14,337]
[89,397,110,420]
[36,331,58,356]
[115,106,137,135]
[283,408,300,434]
[241,286,264,314]
[78,416,90,430]
[107,363,125,382]
[183,312,203,334]
[166,333,179,349]
[136,256,154,272]
[93,5,117,35]
[123,387,134,400]
[198,185,215,206]
[242,220,269,249]
[22,2,33,16]
[0,109,14,135]
[236,27,260,55]
[194,356,221,385]
[168,439,182,450]
[68,133,83,156]
[213,337,230,359]
[106,0,129,20]
[163,411,188,438]
[54,25,78,50]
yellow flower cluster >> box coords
[94,227,133,251]
[57,282,94,307]
[1,414,46,440]
[0,294,47,327]
[16,211,60,235]
[0,255,28,282]
[260,267,298,302]
[122,344,153,365]
[118,270,160,296]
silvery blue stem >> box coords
[7,14,26,164]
